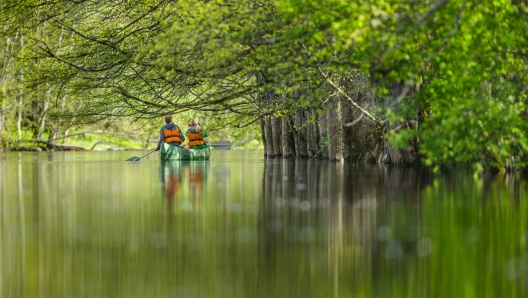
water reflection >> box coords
[257,161,436,297]
[161,160,210,211]
[1,151,528,298]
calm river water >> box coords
[1,150,528,298]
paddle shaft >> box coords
[137,149,157,159]
[126,149,156,161]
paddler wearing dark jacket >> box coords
[155,115,185,151]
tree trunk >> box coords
[341,100,355,162]
[271,116,282,158]
[264,116,275,159]
[281,117,295,159]
[37,86,52,140]
[318,111,329,160]
[294,109,309,158]
[62,128,71,144]
[17,93,22,140]
[260,118,266,158]
[1,42,13,151]
[0,85,6,151]
[306,109,320,158]
[327,97,344,162]
[16,35,24,141]
[48,127,61,143]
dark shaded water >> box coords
[1,150,528,297]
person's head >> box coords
[191,118,202,132]
[164,115,172,124]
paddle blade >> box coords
[209,141,231,150]
[126,149,157,161]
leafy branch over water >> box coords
[0,0,527,171]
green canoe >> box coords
[160,142,211,161]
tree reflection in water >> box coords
[2,151,528,298]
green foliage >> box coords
[403,1,528,171]
[321,135,328,149]
[287,0,528,171]
[1,0,527,170]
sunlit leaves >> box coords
[1,0,527,168]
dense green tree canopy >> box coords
[1,0,527,170]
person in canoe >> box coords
[185,118,209,149]
[155,114,186,151]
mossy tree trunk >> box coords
[341,100,355,162]
[281,117,296,159]
[340,75,383,164]
[336,77,355,162]
[264,116,275,159]
[271,116,282,158]
[318,111,329,160]
[326,97,344,162]
[260,118,267,158]
[306,109,321,158]
[293,109,309,159]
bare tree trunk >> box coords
[341,100,355,162]
[0,86,6,151]
[17,92,22,140]
[292,118,300,158]
[1,48,11,151]
[62,128,71,144]
[264,116,275,159]
[306,109,320,158]
[318,111,329,159]
[48,127,60,142]
[260,118,266,158]
[281,117,295,159]
[37,86,52,140]
[16,34,24,141]
[327,97,344,162]
[271,116,282,158]
[294,109,309,158]
[0,33,17,151]
[337,77,355,162]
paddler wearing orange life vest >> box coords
[155,114,186,151]
[185,118,209,149]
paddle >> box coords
[209,141,231,150]
[126,149,157,161]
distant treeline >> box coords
[0,0,527,171]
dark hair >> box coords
[164,115,172,124]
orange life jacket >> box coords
[163,127,183,144]
[188,131,206,146]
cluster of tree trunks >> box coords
[262,103,384,163]
[261,74,421,165]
